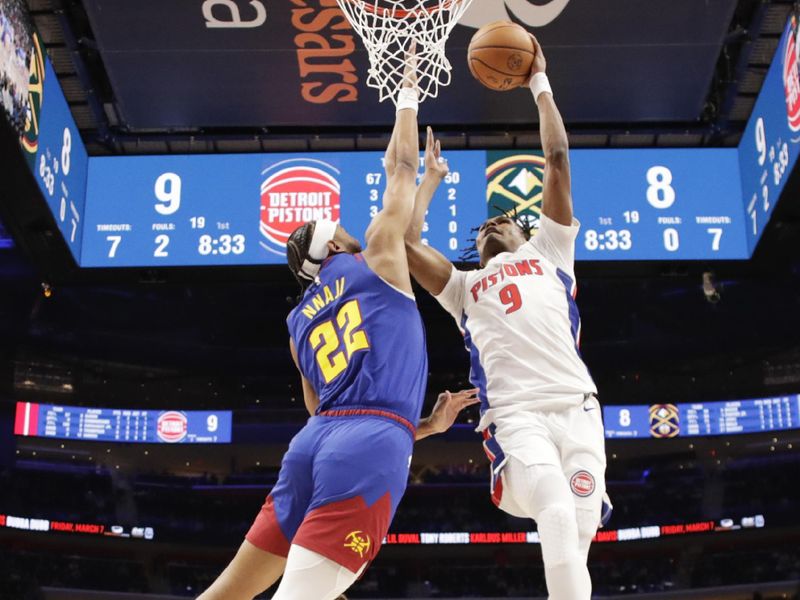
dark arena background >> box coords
[1,0,800,598]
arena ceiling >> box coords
[23,0,794,153]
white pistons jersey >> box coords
[435,214,597,431]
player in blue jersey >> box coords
[198,50,478,600]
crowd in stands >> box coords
[2,452,798,546]
[0,0,34,135]
[1,545,798,598]
[2,449,799,597]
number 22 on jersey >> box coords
[309,300,370,383]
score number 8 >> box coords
[646,166,676,209]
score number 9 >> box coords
[155,173,182,215]
[207,414,218,432]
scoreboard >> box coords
[5,10,800,268]
[13,402,232,444]
[603,395,800,439]
[79,147,747,266]
[738,14,800,254]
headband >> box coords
[297,219,338,281]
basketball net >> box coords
[336,0,475,105]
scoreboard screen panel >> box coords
[13,402,232,444]
[738,14,800,253]
[603,395,800,439]
[6,7,800,269]
[80,148,750,267]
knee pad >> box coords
[536,504,579,567]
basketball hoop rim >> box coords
[342,0,463,19]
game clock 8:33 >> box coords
[569,150,746,260]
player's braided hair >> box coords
[459,205,535,262]
[286,221,316,291]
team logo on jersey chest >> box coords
[259,158,341,257]
[486,152,545,232]
[570,470,595,497]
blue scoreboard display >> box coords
[738,15,800,254]
[8,33,89,262]
[13,401,232,444]
[8,11,800,268]
[603,395,800,439]
[80,148,748,267]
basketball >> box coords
[467,21,535,92]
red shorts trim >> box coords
[293,492,392,573]
[318,408,416,438]
[245,496,291,557]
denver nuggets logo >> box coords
[259,158,341,257]
[21,33,44,158]
[649,404,680,438]
[486,153,546,229]
[343,530,371,558]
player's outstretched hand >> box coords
[424,126,449,180]
[523,34,546,86]
[426,388,480,434]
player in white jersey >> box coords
[405,37,609,600]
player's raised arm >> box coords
[404,126,456,295]
[362,44,420,296]
[529,36,573,226]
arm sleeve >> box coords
[433,266,468,319]
[529,213,581,274]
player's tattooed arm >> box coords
[404,126,456,296]
[290,338,319,416]
[528,36,573,226]
[415,388,480,441]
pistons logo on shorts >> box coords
[569,470,595,497]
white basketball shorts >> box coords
[482,394,607,519]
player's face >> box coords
[476,216,527,265]
[332,225,363,254]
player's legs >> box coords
[271,544,366,600]
[198,422,318,600]
[504,456,592,600]
[197,540,286,600]
[561,395,608,562]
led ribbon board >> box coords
[603,395,800,439]
[13,402,232,443]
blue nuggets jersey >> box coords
[287,253,428,428]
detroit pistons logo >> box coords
[259,159,341,256]
[570,471,595,497]
[783,16,800,132]
[157,411,188,443]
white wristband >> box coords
[397,87,419,113]
[529,72,553,103]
